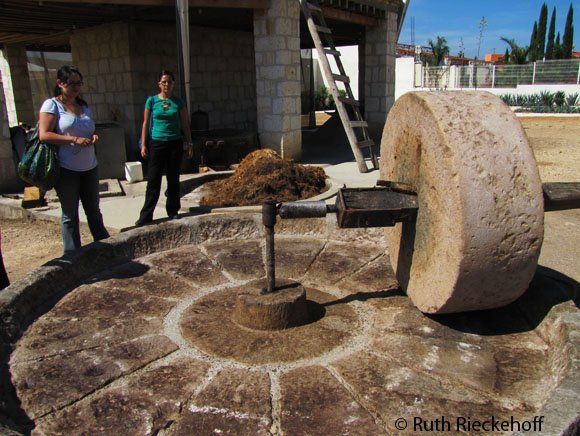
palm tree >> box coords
[427,36,450,66]
[500,37,529,64]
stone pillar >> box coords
[253,0,301,160]
[71,22,143,162]
[363,11,397,136]
[0,73,22,193]
[0,45,35,126]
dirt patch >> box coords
[200,149,328,207]
[0,217,94,283]
[519,116,580,182]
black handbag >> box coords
[17,124,60,191]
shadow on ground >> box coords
[430,265,579,335]
[300,112,381,165]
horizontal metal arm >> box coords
[543,182,580,212]
[278,201,336,219]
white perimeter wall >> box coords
[395,56,580,100]
[313,45,359,99]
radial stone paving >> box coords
[4,216,579,435]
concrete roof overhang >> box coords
[0,0,404,51]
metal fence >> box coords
[420,59,580,89]
[422,66,451,89]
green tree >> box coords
[427,36,450,66]
[504,47,510,63]
[529,21,539,61]
[545,7,556,59]
[562,3,574,58]
[501,37,529,64]
[537,3,548,59]
[554,32,563,59]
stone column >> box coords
[71,22,141,162]
[0,74,22,193]
[0,45,35,126]
[363,10,397,135]
[253,0,301,160]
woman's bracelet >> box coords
[70,136,78,146]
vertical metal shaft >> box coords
[262,200,277,293]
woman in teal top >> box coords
[136,70,193,226]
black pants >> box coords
[0,248,9,290]
[138,139,182,222]
[0,225,8,289]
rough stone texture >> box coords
[274,237,326,279]
[380,91,544,313]
[203,239,263,281]
[10,315,163,362]
[10,335,178,419]
[33,356,211,435]
[280,366,383,434]
[0,60,24,193]
[364,10,397,128]
[334,253,399,297]
[0,214,578,434]
[253,0,302,160]
[84,261,201,301]
[329,351,530,434]
[71,22,257,160]
[140,244,230,288]
[302,240,385,286]
[233,279,309,330]
[172,368,272,435]
[0,45,35,126]
[180,284,358,365]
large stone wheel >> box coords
[380,91,544,314]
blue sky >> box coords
[399,0,579,59]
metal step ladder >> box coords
[299,0,379,173]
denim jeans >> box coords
[138,139,182,223]
[55,166,110,254]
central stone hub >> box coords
[179,280,359,365]
[233,279,309,330]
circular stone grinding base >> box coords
[380,91,544,314]
[7,235,577,435]
[233,279,309,330]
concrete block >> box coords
[124,162,143,183]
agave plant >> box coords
[522,94,540,107]
[566,93,579,106]
[500,94,514,105]
[514,94,525,106]
[554,91,566,107]
[539,91,554,108]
